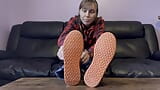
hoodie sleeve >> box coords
[57,17,79,47]
[88,17,105,57]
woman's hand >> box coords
[81,49,90,64]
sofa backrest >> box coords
[6,21,159,59]
[7,21,64,58]
[104,21,159,58]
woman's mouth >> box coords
[84,19,90,22]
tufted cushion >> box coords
[111,59,160,77]
[16,38,58,58]
[15,21,64,58]
[115,38,150,58]
[104,21,144,39]
[21,21,63,38]
[0,58,58,80]
[104,21,150,58]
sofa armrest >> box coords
[151,51,160,60]
[0,50,15,59]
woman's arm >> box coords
[88,17,105,57]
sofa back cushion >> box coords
[105,21,150,58]
[21,21,63,38]
[15,21,64,58]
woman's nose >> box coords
[85,11,89,16]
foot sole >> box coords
[63,30,84,86]
[84,32,116,87]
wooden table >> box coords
[0,78,160,90]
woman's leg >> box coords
[80,57,92,79]
[63,30,84,86]
[84,32,116,87]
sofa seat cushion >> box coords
[110,58,160,77]
[0,79,13,86]
[0,58,58,80]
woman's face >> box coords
[79,3,97,26]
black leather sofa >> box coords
[0,21,160,86]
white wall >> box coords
[0,0,160,50]
[0,0,10,50]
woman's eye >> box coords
[90,10,95,13]
[82,9,87,12]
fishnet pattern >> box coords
[63,30,84,86]
[84,32,116,87]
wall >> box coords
[0,0,10,50]
[0,0,160,50]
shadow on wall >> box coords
[155,21,160,48]
[156,22,160,28]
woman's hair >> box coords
[79,0,98,16]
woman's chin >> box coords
[83,22,91,26]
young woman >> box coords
[56,0,116,87]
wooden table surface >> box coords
[0,78,160,90]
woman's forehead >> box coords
[81,2,97,10]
